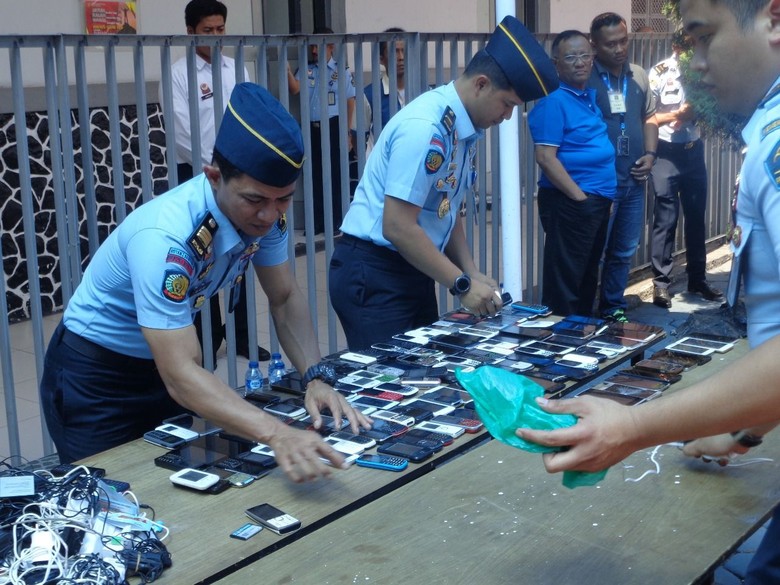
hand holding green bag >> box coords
[455,365,608,488]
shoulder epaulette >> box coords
[440,107,456,135]
[187,212,218,259]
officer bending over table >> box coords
[329,16,558,350]
[40,83,370,482]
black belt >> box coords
[659,140,699,151]
[338,233,403,261]
[59,323,156,369]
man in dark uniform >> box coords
[648,32,723,308]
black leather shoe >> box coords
[653,286,672,309]
[237,345,271,361]
[687,281,724,301]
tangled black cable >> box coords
[115,534,171,583]
[59,553,125,584]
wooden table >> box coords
[213,340,780,585]
[86,336,767,585]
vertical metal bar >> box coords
[11,40,49,456]
[43,41,73,304]
[159,40,178,186]
[104,38,127,223]
[56,36,84,290]
[74,39,100,256]
[134,39,153,204]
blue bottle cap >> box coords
[248,361,259,368]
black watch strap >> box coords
[731,430,763,448]
[302,363,335,388]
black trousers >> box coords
[329,235,439,351]
[650,139,708,288]
[310,117,345,234]
[537,188,612,316]
[40,322,185,462]
[178,163,252,360]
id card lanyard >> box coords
[601,72,629,156]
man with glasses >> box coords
[648,32,723,308]
[588,12,658,323]
[529,30,616,316]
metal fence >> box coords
[0,31,739,461]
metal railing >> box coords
[0,31,738,461]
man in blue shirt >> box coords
[40,84,369,482]
[329,16,558,350]
[588,12,658,322]
[529,30,616,316]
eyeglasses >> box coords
[558,53,594,65]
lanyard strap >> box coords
[601,72,629,133]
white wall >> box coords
[547,0,632,34]
[345,0,493,33]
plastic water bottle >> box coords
[244,360,263,395]
[267,353,286,386]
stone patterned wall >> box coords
[0,104,169,322]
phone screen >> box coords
[164,414,221,435]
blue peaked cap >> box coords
[485,15,558,102]
[215,83,304,187]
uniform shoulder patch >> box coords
[764,139,780,190]
[440,107,456,135]
[762,119,780,140]
[162,270,190,302]
[425,149,445,174]
[165,247,194,276]
[187,212,219,260]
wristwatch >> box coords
[731,430,764,448]
[302,363,336,388]
[449,273,471,296]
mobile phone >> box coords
[507,360,534,372]
[550,321,603,338]
[521,341,576,356]
[632,359,685,377]
[251,443,276,457]
[581,382,661,406]
[510,301,551,315]
[263,401,307,419]
[400,378,442,388]
[245,503,301,535]
[414,420,465,438]
[340,351,378,365]
[320,452,360,467]
[650,349,712,368]
[204,466,256,488]
[367,364,406,378]
[370,410,416,427]
[554,353,599,370]
[377,441,435,463]
[421,386,466,407]
[500,325,553,340]
[574,346,610,361]
[430,414,483,433]
[322,436,365,456]
[388,404,434,424]
[605,373,670,391]
[400,399,455,417]
[402,427,454,446]
[155,424,199,442]
[162,413,222,437]
[564,314,607,327]
[674,336,734,352]
[169,468,221,491]
[355,453,409,471]
[538,363,594,381]
[525,370,567,383]
[143,429,187,449]
[244,392,281,407]
[329,431,376,449]
[545,334,589,348]
[374,381,419,396]
[428,333,484,351]
[590,334,645,350]
[356,387,405,401]
[349,395,400,410]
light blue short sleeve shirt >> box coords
[64,175,288,358]
[341,82,482,251]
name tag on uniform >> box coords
[608,90,626,114]
[328,91,336,106]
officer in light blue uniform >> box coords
[290,27,356,234]
[330,16,559,350]
[41,83,369,479]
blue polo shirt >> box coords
[528,81,616,198]
[63,175,288,359]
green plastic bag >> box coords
[455,365,608,488]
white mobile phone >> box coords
[322,436,365,456]
[155,423,199,441]
[245,503,301,534]
[371,410,416,427]
[263,402,307,419]
[554,353,599,369]
[509,360,534,372]
[414,420,465,439]
[169,468,221,491]
[251,443,276,457]
[320,452,360,467]
[340,351,378,365]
